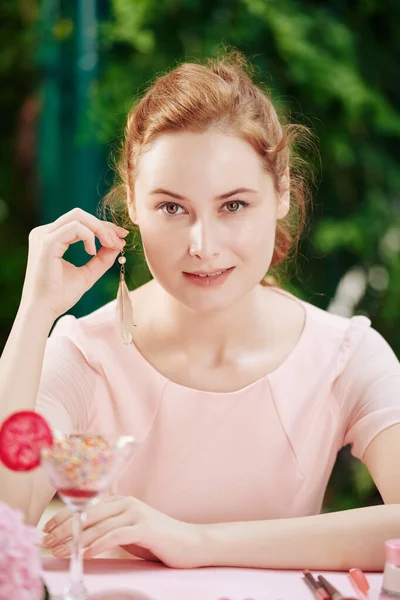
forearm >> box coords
[0,301,55,511]
[197,504,400,571]
[0,301,55,416]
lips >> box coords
[184,268,232,277]
[187,269,229,278]
[182,266,235,287]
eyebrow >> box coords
[149,187,258,201]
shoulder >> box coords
[302,295,371,340]
[299,294,399,383]
[274,286,371,352]
[49,298,120,365]
[271,287,376,384]
[52,294,119,334]
[49,279,153,353]
[303,297,372,376]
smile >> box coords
[182,267,235,287]
[192,269,229,278]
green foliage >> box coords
[2,0,400,512]
[42,580,50,599]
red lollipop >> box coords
[0,410,53,471]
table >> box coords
[42,558,384,600]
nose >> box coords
[188,218,221,259]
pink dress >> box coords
[36,286,400,528]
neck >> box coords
[139,280,278,362]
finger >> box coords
[45,220,125,261]
[44,496,127,548]
[43,494,122,533]
[50,513,129,556]
[78,246,123,289]
[83,525,143,558]
[43,506,72,533]
[46,208,129,250]
[52,539,159,561]
[52,519,137,558]
[80,512,134,549]
[46,207,129,236]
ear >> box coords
[127,189,138,225]
[276,167,290,220]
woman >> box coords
[1,50,400,571]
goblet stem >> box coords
[64,507,88,600]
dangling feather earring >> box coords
[116,248,135,344]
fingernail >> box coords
[53,545,68,557]
[43,519,56,533]
[43,534,56,548]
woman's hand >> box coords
[22,207,129,320]
[42,495,205,569]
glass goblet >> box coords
[41,433,136,600]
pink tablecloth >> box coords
[42,558,384,600]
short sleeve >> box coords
[333,324,400,461]
[35,316,97,434]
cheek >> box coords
[234,214,277,286]
[236,212,277,260]
[139,225,182,275]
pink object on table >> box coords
[385,540,400,566]
[349,567,371,599]
[0,501,44,600]
[42,558,384,600]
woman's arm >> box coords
[197,425,400,571]
[0,302,57,520]
[43,424,400,569]
[0,303,97,527]
[197,502,399,570]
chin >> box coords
[155,279,237,313]
[153,266,267,313]
[180,295,238,314]
[175,282,254,314]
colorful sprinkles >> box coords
[41,434,116,491]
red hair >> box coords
[100,49,316,286]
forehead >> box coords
[135,130,267,192]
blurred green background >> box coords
[1,0,400,514]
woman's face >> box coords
[131,130,289,313]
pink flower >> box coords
[0,500,44,600]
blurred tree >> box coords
[0,0,39,329]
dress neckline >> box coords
[127,286,310,396]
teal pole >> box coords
[38,0,107,318]
[72,0,104,316]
